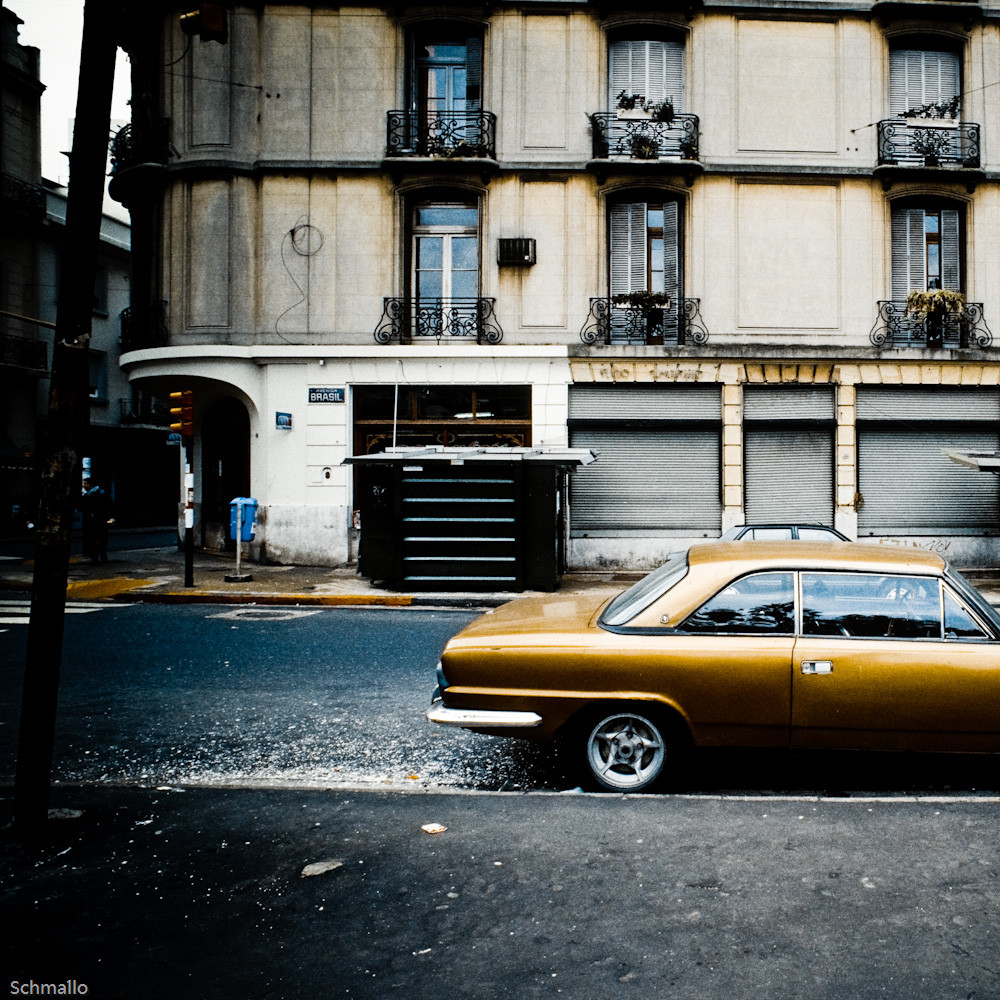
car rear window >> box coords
[600,556,690,627]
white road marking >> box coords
[0,600,133,625]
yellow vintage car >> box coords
[427,541,1000,792]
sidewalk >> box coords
[0,540,635,608]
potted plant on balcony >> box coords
[616,91,650,119]
[629,133,659,159]
[612,290,671,343]
[647,99,675,125]
[905,288,966,348]
[910,127,953,166]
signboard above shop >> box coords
[309,387,345,403]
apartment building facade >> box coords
[114,0,1000,569]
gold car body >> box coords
[431,541,1000,754]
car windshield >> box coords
[600,555,690,627]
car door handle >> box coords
[801,660,834,675]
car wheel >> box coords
[584,709,670,793]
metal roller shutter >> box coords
[744,426,834,524]
[569,426,720,532]
[858,427,1000,534]
[856,387,1000,422]
[743,385,835,420]
[568,384,721,420]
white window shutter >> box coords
[890,49,960,115]
[610,202,647,295]
[891,207,926,298]
[941,209,961,289]
[665,202,680,302]
[609,39,684,110]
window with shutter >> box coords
[609,37,684,110]
[609,200,680,297]
[890,203,962,296]
[889,48,960,116]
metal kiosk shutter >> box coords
[743,386,835,525]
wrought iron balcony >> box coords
[589,112,699,161]
[876,119,980,168]
[120,302,169,353]
[109,119,172,174]
[386,110,497,159]
[580,297,708,347]
[870,300,992,350]
[1,172,46,223]
[375,298,503,345]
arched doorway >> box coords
[200,397,250,550]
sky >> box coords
[6,0,132,186]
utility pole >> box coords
[14,0,118,838]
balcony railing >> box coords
[120,302,169,353]
[1,172,46,223]
[109,119,172,174]
[580,298,709,347]
[375,298,503,345]
[870,300,992,350]
[876,120,981,168]
[589,112,699,161]
[119,397,171,426]
[386,110,497,159]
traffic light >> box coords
[179,3,228,44]
[169,390,194,438]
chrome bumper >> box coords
[426,703,543,729]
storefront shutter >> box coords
[858,427,999,534]
[744,426,834,524]
[569,426,721,532]
[568,384,721,532]
[857,387,1000,534]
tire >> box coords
[583,708,672,793]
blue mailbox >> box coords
[230,497,257,541]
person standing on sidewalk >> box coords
[80,477,114,564]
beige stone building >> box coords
[114,0,1000,573]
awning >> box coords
[945,450,1000,474]
[344,445,597,467]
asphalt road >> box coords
[3,601,1000,797]
[4,601,1000,1000]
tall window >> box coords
[610,200,679,299]
[609,36,684,111]
[412,200,479,303]
[891,202,961,297]
[889,47,960,117]
[409,26,483,150]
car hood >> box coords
[444,589,618,648]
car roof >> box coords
[686,540,946,575]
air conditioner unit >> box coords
[497,238,536,266]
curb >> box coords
[121,590,509,609]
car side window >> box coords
[801,572,942,639]
[943,587,989,639]
[680,572,795,635]
[798,527,836,541]
[748,528,793,541]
